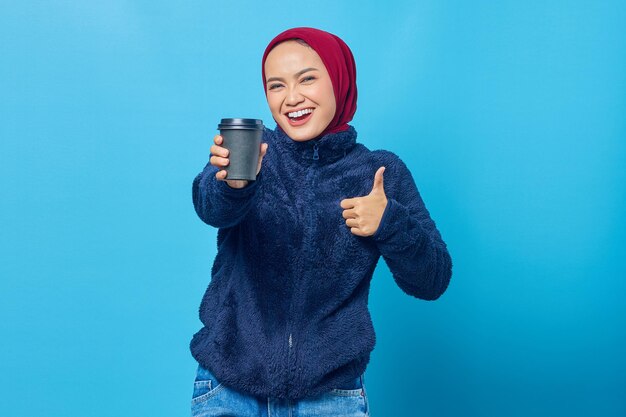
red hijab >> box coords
[261,27,357,136]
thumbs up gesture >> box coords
[340,167,388,237]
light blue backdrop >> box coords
[1,1,624,416]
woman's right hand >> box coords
[210,134,269,189]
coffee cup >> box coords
[217,118,264,181]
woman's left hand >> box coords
[340,167,388,237]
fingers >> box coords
[226,179,248,188]
[350,227,366,237]
[345,217,359,228]
[215,169,227,180]
[210,155,229,167]
[210,135,230,179]
[256,143,268,176]
[213,138,269,179]
[346,221,371,237]
[260,143,268,161]
[210,145,229,158]
[340,198,357,209]
[342,208,356,219]
[211,135,229,158]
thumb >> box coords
[371,166,385,194]
[256,143,268,175]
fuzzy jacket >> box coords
[190,124,452,400]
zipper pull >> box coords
[313,143,319,160]
[289,333,293,349]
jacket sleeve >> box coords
[192,160,263,229]
[371,154,452,300]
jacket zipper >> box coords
[285,142,318,394]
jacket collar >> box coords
[271,124,357,164]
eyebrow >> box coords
[265,67,319,84]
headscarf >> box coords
[261,27,357,137]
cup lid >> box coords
[218,118,264,130]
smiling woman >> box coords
[190,26,452,417]
[263,40,337,142]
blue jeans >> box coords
[191,363,371,417]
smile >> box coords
[286,108,314,126]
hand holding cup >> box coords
[210,134,268,189]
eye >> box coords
[301,76,316,83]
[268,83,282,90]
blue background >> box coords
[1,1,624,416]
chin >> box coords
[278,119,320,142]
[287,129,318,142]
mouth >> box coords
[285,108,314,127]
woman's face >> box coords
[264,40,336,142]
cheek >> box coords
[267,98,281,115]
[323,85,336,116]
[324,95,336,121]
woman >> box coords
[190,26,453,416]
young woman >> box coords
[190,26,453,417]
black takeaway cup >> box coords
[217,118,264,181]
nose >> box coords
[285,85,304,106]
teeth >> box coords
[288,108,313,118]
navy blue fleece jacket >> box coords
[190,124,452,400]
